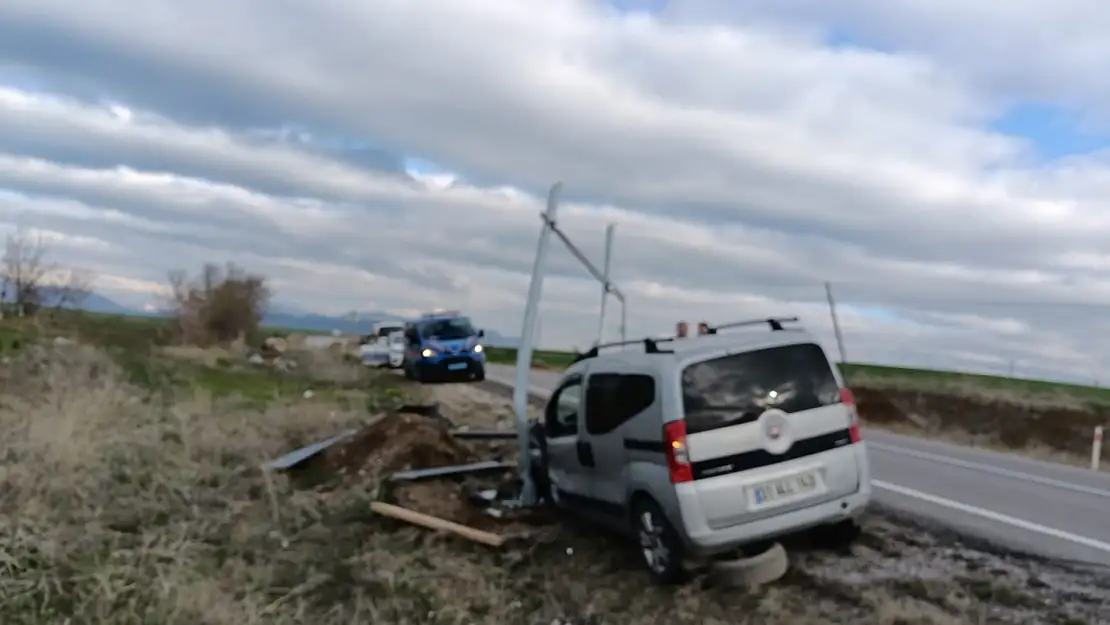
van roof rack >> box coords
[571,336,675,363]
[704,316,800,335]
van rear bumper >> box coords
[678,486,870,557]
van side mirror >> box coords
[478,329,485,338]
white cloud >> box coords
[664,0,1110,120]
[0,0,1109,383]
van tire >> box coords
[631,498,686,585]
[527,424,553,505]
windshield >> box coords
[375,325,403,339]
[419,317,476,341]
[681,342,840,434]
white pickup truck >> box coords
[359,321,405,369]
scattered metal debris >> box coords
[466,486,530,519]
[450,429,517,440]
[469,488,500,506]
[265,405,454,474]
[388,460,514,482]
[264,428,358,471]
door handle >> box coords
[576,440,595,467]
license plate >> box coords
[447,363,467,371]
[748,471,820,507]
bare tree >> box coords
[167,269,188,304]
[168,263,271,345]
[52,267,98,310]
[1,228,52,318]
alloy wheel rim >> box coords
[638,511,669,574]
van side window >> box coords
[585,373,656,435]
[546,378,583,438]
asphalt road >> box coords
[484,363,1110,568]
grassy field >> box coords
[483,346,1110,404]
[8,313,1107,404]
[2,310,1107,624]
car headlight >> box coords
[421,348,435,358]
[473,344,483,353]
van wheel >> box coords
[632,499,686,584]
[527,424,553,504]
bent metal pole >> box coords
[513,182,563,506]
[596,223,614,345]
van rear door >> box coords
[681,342,859,529]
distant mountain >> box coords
[260,311,520,346]
[260,311,403,334]
[22,290,523,345]
[75,292,140,315]
[2,287,135,315]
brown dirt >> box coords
[7,343,1108,625]
[305,401,535,536]
[410,382,1110,625]
[321,410,477,480]
[391,479,551,536]
[854,383,1108,460]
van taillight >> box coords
[663,420,693,484]
[840,387,862,444]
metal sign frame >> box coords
[512,182,626,506]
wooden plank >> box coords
[370,501,505,547]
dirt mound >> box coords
[310,408,544,536]
[853,386,906,426]
[322,411,477,479]
[390,478,550,536]
[854,384,1106,456]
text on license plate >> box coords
[749,471,819,506]
[447,363,467,371]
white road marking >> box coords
[869,441,1110,499]
[872,479,1110,555]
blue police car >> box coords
[401,310,486,382]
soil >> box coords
[270,380,1110,623]
[854,384,1107,457]
[320,409,477,479]
[424,381,1110,624]
[303,402,538,536]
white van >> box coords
[359,321,406,368]
[528,317,870,583]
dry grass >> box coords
[0,343,412,624]
[2,344,1107,625]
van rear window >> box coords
[681,343,841,434]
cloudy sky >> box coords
[2,0,1110,382]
